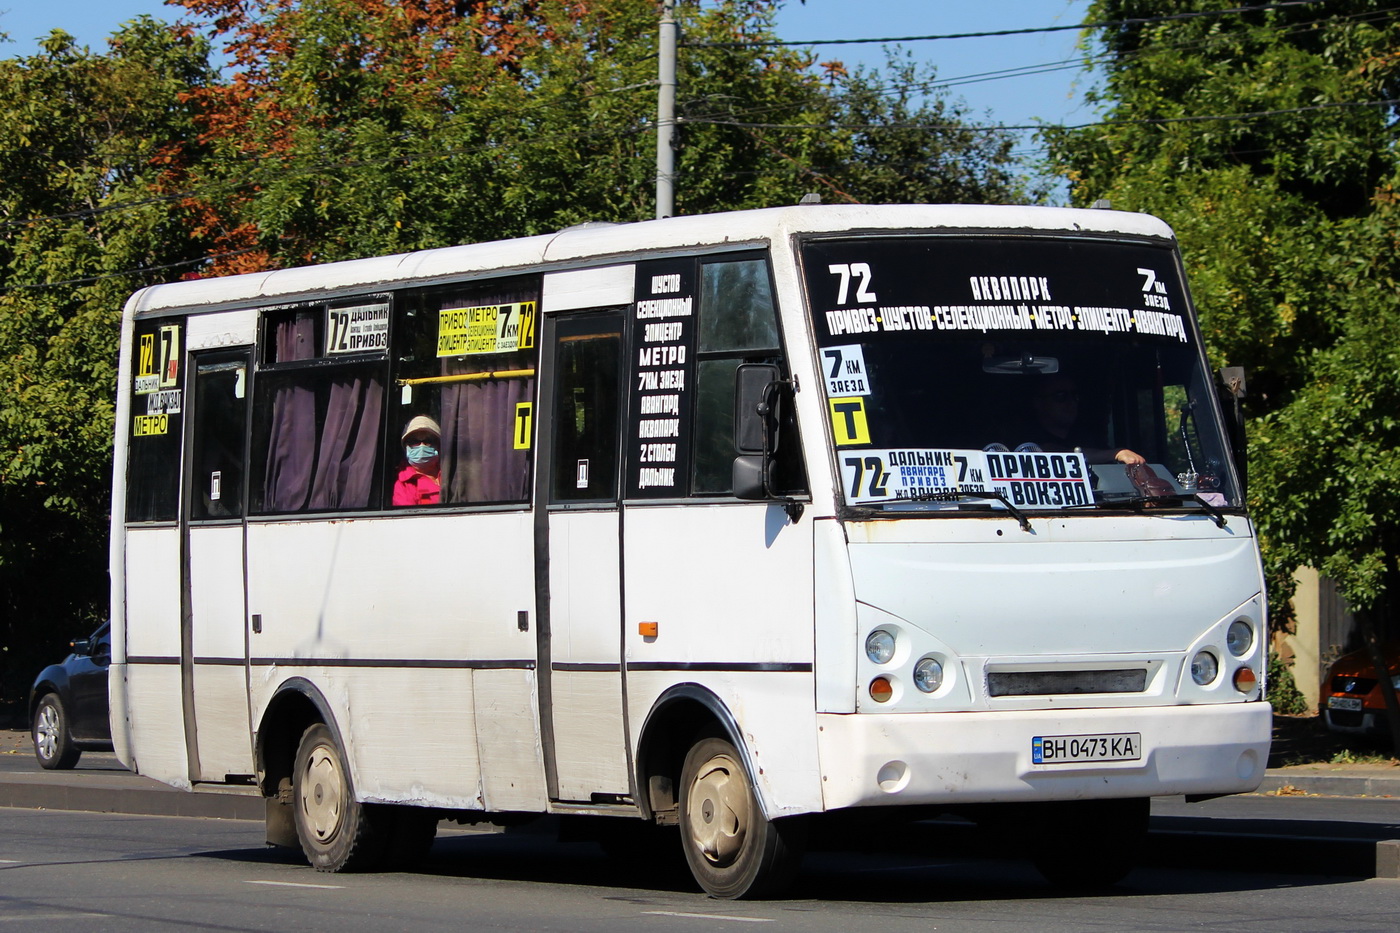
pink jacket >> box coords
[393,465,440,506]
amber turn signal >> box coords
[1233,666,1257,693]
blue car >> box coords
[29,622,113,769]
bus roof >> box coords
[125,204,1176,318]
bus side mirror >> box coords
[734,363,780,455]
[732,363,779,503]
[1217,366,1247,491]
[733,455,766,500]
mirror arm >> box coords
[758,379,804,523]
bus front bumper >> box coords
[816,702,1272,811]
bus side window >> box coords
[250,309,387,513]
[693,258,806,496]
[125,318,186,522]
[391,280,538,507]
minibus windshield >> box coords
[801,234,1239,514]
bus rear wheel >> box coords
[293,723,385,872]
[678,736,804,898]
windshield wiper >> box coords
[1069,492,1228,528]
[903,488,1032,533]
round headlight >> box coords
[913,657,944,693]
[1226,620,1253,657]
[865,629,896,664]
[1191,650,1219,686]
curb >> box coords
[1256,770,1400,798]
[0,771,263,821]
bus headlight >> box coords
[913,657,943,693]
[1226,620,1253,657]
[1191,650,1219,686]
[865,629,896,664]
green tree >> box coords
[0,19,216,700]
[172,0,1027,270]
[1044,0,1400,743]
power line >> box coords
[684,98,1400,134]
[683,2,1325,49]
[3,244,268,293]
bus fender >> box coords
[634,683,773,823]
[254,677,348,799]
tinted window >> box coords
[250,302,390,514]
[125,318,186,522]
[391,277,539,507]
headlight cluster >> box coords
[864,628,944,702]
[1191,617,1258,694]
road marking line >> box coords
[245,880,345,890]
[0,860,20,864]
[643,911,773,923]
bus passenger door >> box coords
[181,349,254,782]
[537,308,633,803]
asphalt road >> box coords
[2,806,1398,933]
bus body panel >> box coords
[244,511,538,808]
[549,508,630,801]
[812,516,858,714]
[846,520,1262,663]
[625,670,823,818]
[622,501,814,667]
[119,526,187,785]
[188,523,254,778]
[621,501,818,817]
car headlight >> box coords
[1191,650,1219,686]
[865,629,896,665]
[1226,619,1253,657]
[913,657,943,693]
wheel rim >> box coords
[35,704,59,761]
[686,753,750,867]
[299,742,345,844]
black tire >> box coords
[678,736,805,898]
[32,694,81,770]
[292,723,387,872]
[1027,797,1149,889]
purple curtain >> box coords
[439,373,532,503]
[263,314,384,512]
[308,374,383,510]
[263,318,317,511]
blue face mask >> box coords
[406,443,438,466]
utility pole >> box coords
[655,0,677,220]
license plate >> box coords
[1032,732,1142,765]
[1328,696,1363,712]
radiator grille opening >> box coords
[987,669,1147,697]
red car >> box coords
[1321,643,1400,735]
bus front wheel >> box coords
[292,723,384,872]
[678,736,804,898]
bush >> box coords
[1267,652,1311,715]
